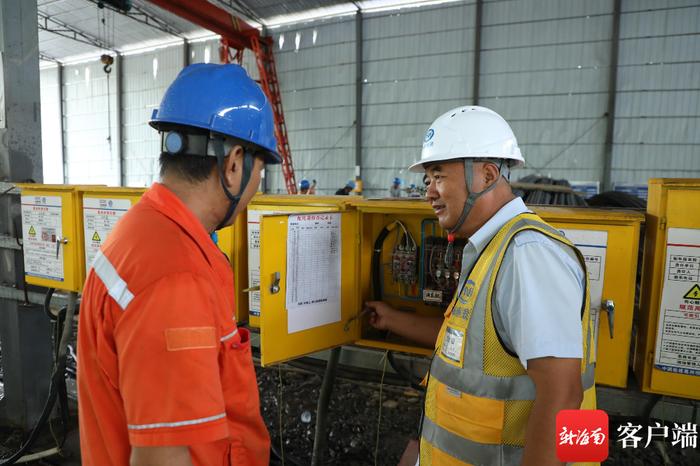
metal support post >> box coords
[116,54,125,186]
[472,0,483,105]
[0,0,54,430]
[355,10,363,189]
[602,0,622,191]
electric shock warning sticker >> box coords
[83,197,132,270]
[21,195,64,281]
[654,227,700,376]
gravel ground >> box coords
[257,364,700,466]
[1,363,697,465]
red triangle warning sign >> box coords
[684,284,700,300]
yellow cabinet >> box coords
[244,195,355,327]
[18,184,85,292]
[635,179,700,400]
[79,186,145,275]
[540,207,644,388]
[255,198,644,391]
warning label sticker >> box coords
[21,195,64,281]
[560,229,608,362]
[654,227,700,376]
[83,197,132,269]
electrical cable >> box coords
[277,365,285,466]
[0,293,76,465]
[371,222,426,390]
[310,347,341,466]
[373,351,389,466]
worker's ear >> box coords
[481,161,501,187]
[221,145,245,191]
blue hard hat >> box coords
[346,180,356,189]
[393,177,402,185]
[150,63,281,164]
[299,179,310,189]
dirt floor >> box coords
[1,362,698,465]
[257,364,700,466]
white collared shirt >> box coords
[458,197,585,368]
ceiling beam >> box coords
[37,11,115,51]
[146,0,260,50]
[39,52,61,64]
[210,0,264,26]
[84,0,186,38]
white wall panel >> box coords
[267,17,357,194]
[122,45,184,187]
[480,0,613,184]
[43,0,700,194]
[63,61,120,186]
[40,67,63,184]
[361,2,476,197]
[612,3,700,184]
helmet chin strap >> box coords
[212,137,254,231]
[443,158,501,267]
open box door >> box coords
[259,211,361,365]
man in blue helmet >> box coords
[390,177,402,197]
[77,64,278,466]
[335,180,356,195]
[299,178,311,194]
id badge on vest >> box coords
[440,324,466,367]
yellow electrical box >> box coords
[635,179,700,400]
[257,198,644,387]
[539,206,644,388]
[80,186,146,277]
[18,184,85,292]
[245,195,355,327]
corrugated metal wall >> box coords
[613,0,700,184]
[267,17,357,194]
[40,66,63,184]
[479,0,613,184]
[39,0,700,191]
[362,3,476,196]
[122,45,185,186]
[62,60,120,185]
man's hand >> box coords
[130,446,193,466]
[365,300,398,331]
[522,357,583,466]
[364,301,442,348]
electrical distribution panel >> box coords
[421,236,466,307]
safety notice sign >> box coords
[21,195,64,281]
[560,229,608,361]
[83,197,132,269]
[654,227,700,376]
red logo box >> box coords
[556,409,609,462]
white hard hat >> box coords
[408,106,525,173]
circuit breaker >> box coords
[421,236,466,307]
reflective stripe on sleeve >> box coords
[127,412,226,430]
[220,328,238,342]
[92,250,135,311]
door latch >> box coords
[270,272,281,294]
[601,299,615,339]
[55,236,68,259]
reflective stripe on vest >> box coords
[421,213,596,466]
[92,250,134,311]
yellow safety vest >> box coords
[420,213,596,466]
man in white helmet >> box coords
[366,106,595,466]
